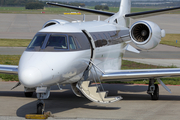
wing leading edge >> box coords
[101,68,180,81]
[0,65,18,75]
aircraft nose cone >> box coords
[19,67,42,88]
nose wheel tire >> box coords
[151,84,159,100]
[37,103,44,114]
[24,92,33,97]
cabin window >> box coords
[95,34,102,47]
[69,36,77,50]
[46,35,67,49]
[92,35,97,40]
[28,34,46,49]
[102,34,108,46]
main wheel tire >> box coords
[37,103,43,114]
[151,84,159,100]
[24,92,33,97]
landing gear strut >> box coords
[147,79,159,100]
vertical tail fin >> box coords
[119,0,131,16]
[119,0,131,27]
[105,0,131,27]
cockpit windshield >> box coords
[26,32,90,52]
[28,34,46,49]
[46,35,67,49]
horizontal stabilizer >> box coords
[46,2,114,16]
[125,7,180,19]
[47,2,180,20]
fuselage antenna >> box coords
[98,15,100,21]
[83,14,86,22]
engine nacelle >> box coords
[42,19,70,28]
[130,20,165,50]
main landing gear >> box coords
[147,79,159,100]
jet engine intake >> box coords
[42,19,69,28]
[130,20,165,50]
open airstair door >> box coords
[82,30,96,64]
[77,30,122,103]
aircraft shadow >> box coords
[16,90,120,117]
[14,84,180,117]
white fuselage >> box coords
[18,21,129,88]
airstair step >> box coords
[81,81,90,91]
[78,80,122,104]
[104,96,123,103]
[88,86,98,94]
[89,91,107,101]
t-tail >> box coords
[105,0,131,27]
[47,0,180,28]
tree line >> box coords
[0,0,39,6]
[95,5,109,10]
[0,0,85,7]
[1,0,180,9]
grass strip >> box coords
[0,55,20,81]
[0,39,31,47]
[160,34,180,48]
[0,55,179,85]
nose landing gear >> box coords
[36,87,51,114]
[147,79,159,100]
[37,100,45,114]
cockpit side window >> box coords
[28,34,46,49]
[46,35,67,49]
[74,37,82,49]
[69,36,77,50]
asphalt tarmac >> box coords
[1,82,180,120]
[0,14,180,120]
[0,14,179,39]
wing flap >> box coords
[0,65,18,75]
[101,68,180,81]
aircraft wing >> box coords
[47,2,180,19]
[101,68,180,81]
[0,65,18,75]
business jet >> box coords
[0,0,180,114]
